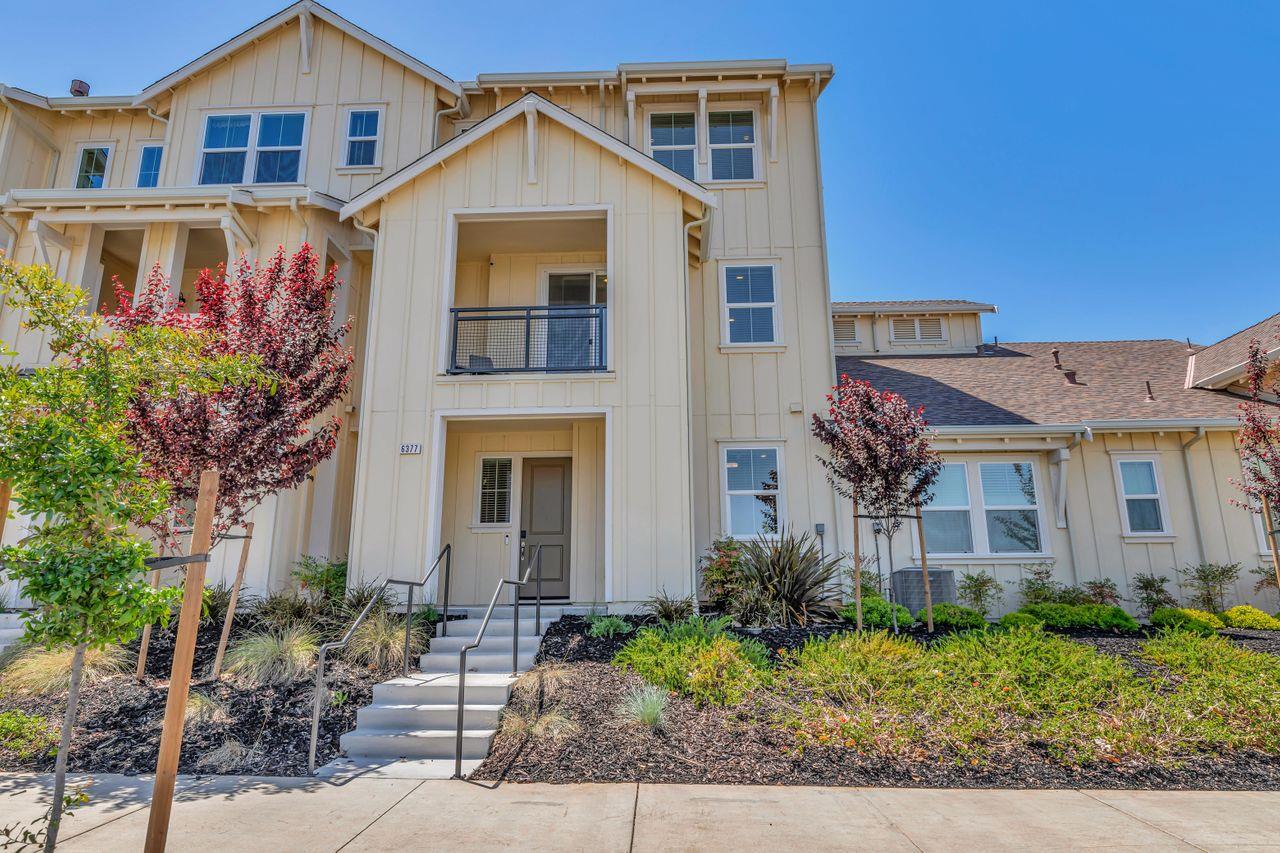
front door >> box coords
[520,457,572,599]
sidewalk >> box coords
[2,773,1277,851]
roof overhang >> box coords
[1189,345,1280,390]
[340,92,718,223]
[833,301,998,316]
[2,185,342,222]
[931,417,1240,439]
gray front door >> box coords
[520,457,572,599]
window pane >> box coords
[931,464,969,507]
[548,273,593,306]
[724,266,774,304]
[349,110,378,138]
[649,113,695,147]
[258,113,304,147]
[347,139,377,166]
[1119,460,1157,495]
[1126,498,1163,533]
[709,111,754,144]
[137,146,162,187]
[980,463,1036,506]
[923,510,973,553]
[199,151,246,185]
[479,458,512,524]
[254,149,301,183]
[729,493,778,537]
[726,448,778,492]
[204,115,250,149]
[986,509,1041,552]
[711,146,754,180]
[653,148,695,180]
[728,306,774,343]
[75,148,108,189]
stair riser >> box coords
[357,707,500,730]
[419,652,537,674]
[435,620,543,638]
[372,684,512,705]
[429,636,541,655]
[449,606,592,620]
[340,733,494,760]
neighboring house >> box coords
[0,1,839,609]
[835,300,1280,615]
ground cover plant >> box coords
[1219,605,1280,631]
[838,593,911,631]
[612,616,769,706]
[1150,608,1223,636]
[1001,603,1139,632]
[923,602,987,631]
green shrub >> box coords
[699,537,745,609]
[1014,603,1139,632]
[1176,562,1241,613]
[1131,572,1177,618]
[1219,605,1280,631]
[1016,563,1087,606]
[293,555,348,602]
[1080,578,1123,607]
[1150,607,1223,636]
[729,529,841,626]
[686,636,766,705]
[587,615,633,639]
[786,631,922,704]
[224,626,318,685]
[200,581,236,625]
[0,709,57,759]
[617,684,669,731]
[956,571,1000,616]
[341,581,396,617]
[346,610,427,670]
[640,590,695,624]
[924,603,987,631]
[999,611,1041,629]
[613,616,768,705]
[840,595,912,631]
[249,591,327,631]
[0,645,129,696]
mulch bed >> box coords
[474,616,1280,790]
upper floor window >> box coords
[345,108,382,167]
[199,112,305,185]
[709,110,756,180]
[646,108,759,183]
[890,317,946,342]
[649,113,696,181]
[921,460,1045,556]
[136,145,163,188]
[75,145,111,189]
[1114,456,1170,536]
[723,264,778,345]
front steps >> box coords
[325,604,585,780]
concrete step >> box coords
[419,650,537,675]
[371,673,515,706]
[0,612,25,629]
[356,702,503,730]
[428,634,541,655]
[448,604,595,620]
[435,618,542,638]
[339,727,496,760]
[317,757,481,780]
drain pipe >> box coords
[1181,427,1208,563]
[431,94,470,149]
[683,210,710,613]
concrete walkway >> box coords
[2,773,1278,851]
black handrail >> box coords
[453,545,543,779]
[307,543,452,774]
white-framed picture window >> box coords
[198,111,307,185]
[918,459,1048,557]
[922,463,974,554]
[722,445,782,537]
[74,143,112,189]
[708,109,757,181]
[648,111,696,181]
[136,145,163,188]
[890,316,946,342]
[1113,456,1170,535]
[344,107,383,167]
[476,457,513,526]
[722,263,779,345]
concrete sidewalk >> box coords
[2,773,1277,851]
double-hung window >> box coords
[921,460,1045,556]
[345,108,381,167]
[647,108,758,182]
[477,458,513,526]
[708,110,756,180]
[200,115,251,184]
[649,112,696,181]
[253,113,305,183]
[136,145,163,188]
[723,264,778,345]
[199,112,305,185]
[74,145,111,189]
[723,446,781,537]
[1114,456,1169,535]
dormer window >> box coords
[199,111,306,185]
[890,317,945,342]
[708,110,756,180]
[649,113,696,181]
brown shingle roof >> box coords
[838,340,1248,427]
[1189,312,1280,388]
[831,299,996,315]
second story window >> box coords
[723,264,778,345]
[199,112,306,185]
[254,113,305,183]
[649,112,696,181]
[709,110,756,180]
[345,109,381,167]
[75,145,111,189]
[137,145,163,188]
[200,115,251,184]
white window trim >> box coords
[645,109,697,182]
[915,458,1052,559]
[535,263,608,306]
[340,105,385,170]
[135,142,164,188]
[1111,452,1174,538]
[719,442,786,539]
[706,103,762,183]
[472,455,514,529]
[889,316,948,343]
[719,260,782,348]
[641,100,763,184]
[72,141,114,189]
[195,110,311,186]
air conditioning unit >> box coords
[890,568,956,617]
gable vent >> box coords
[891,318,917,340]
[918,317,944,340]
[832,317,858,345]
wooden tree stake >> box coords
[145,468,218,853]
[851,497,863,631]
[915,508,934,632]
[211,521,254,680]
[1264,499,1280,598]
[135,569,162,682]
[0,479,12,543]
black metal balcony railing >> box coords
[448,304,607,374]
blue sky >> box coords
[4,1,1278,345]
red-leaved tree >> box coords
[1233,337,1280,596]
[107,244,353,544]
[812,375,942,630]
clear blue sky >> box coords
[5,1,1278,345]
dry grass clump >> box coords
[0,645,129,696]
[223,626,318,686]
[345,609,426,670]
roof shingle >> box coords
[1189,312,1280,388]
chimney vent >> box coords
[1063,369,1079,386]
[1051,348,1063,370]
[69,79,90,97]
[1145,380,1156,402]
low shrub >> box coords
[999,611,1041,629]
[613,616,768,705]
[293,554,348,603]
[346,610,427,670]
[956,571,1000,616]
[686,636,766,705]
[1176,561,1241,613]
[0,709,57,759]
[924,603,987,632]
[341,582,397,617]
[200,582,237,625]
[786,631,922,704]
[1150,607,1223,636]
[1131,572,1178,619]
[0,645,129,696]
[641,590,695,624]
[617,684,669,731]
[1219,605,1280,631]
[699,537,745,609]
[1016,563,1087,606]
[1080,578,1123,607]
[840,596,912,631]
[1013,603,1139,632]
[224,626,318,685]
[587,615,633,639]
[729,530,841,627]
[249,591,328,631]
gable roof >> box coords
[340,92,718,221]
[1188,311,1280,389]
[132,0,461,108]
[832,299,997,315]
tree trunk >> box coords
[1265,499,1280,599]
[45,642,86,853]
[852,497,863,632]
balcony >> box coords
[448,304,607,374]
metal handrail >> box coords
[307,543,452,773]
[453,545,543,779]
[448,303,607,375]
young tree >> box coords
[812,375,942,630]
[0,260,257,851]
[1233,337,1280,596]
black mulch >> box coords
[473,617,1280,790]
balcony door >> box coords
[545,270,606,370]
